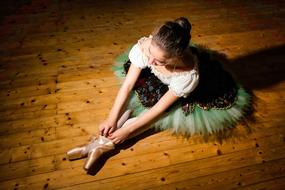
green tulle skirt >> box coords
[112,44,252,137]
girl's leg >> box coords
[116,109,132,129]
[119,117,153,140]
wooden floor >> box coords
[0,0,284,189]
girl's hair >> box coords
[152,17,192,56]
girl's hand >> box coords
[108,126,131,144]
[99,119,116,137]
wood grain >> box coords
[0,0,284,189]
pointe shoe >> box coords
[66,146,86,161]
[84,135,114,170]
[67,110,130,161]
[66,136,102,160]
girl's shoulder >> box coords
[137,36,152,55]
[128,36,151,69]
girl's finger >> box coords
[112,138,118,144]
[103,127,109,137]
[109,127,116,134]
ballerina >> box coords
[67,17,252,170]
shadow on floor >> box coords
[193,44,285,143]
[221,44,285,90]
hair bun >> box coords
[152,17,192,56]
[174,17,192,34]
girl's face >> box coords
[147,40,169,66]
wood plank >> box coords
[152,158,285,190]
[239,176,285,190]
[29,140,285,190]
[0,122,284,187]
[0,0,284,189]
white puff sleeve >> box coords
[128,43,148,69]
[169,72,199,98]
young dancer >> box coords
[67,17,252,170]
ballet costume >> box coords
[113,36,252,137]
[66,37,252,170]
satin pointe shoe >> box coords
[84,135,114,170]
[66,109,131,161]
[66,136,102,160]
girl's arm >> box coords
[109,89,180,144]
[100,63,142,136]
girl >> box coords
[67,17,252,170]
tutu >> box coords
[112,43,252,137]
